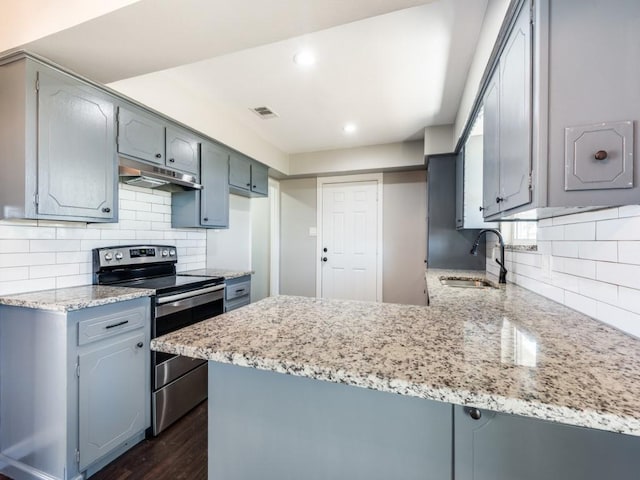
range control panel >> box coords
[94,245,177,268]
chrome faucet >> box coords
[470,228,507,284]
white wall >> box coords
[453,0,510,144]
[206,195,252,271]
[0,0,140,52]
[383,170,427,305]
[289,141,424,176]
[250,195,270,302]
[488,207,640,338]
[0,184,206,295]
[423,125,454,155]
[279,171,427,304]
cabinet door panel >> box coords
[229,153,251,190]
[201,142,229,227]
[117,107,165,165]
[455,149,464,228]
[78,331,146,470]
[454,405,640,480]
[482,74,501,217]
[250,162,268,196]
[166,127,199,175]
[498,1,531,212]
[37,69,116,221]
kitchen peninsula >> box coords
[151,271,640,479]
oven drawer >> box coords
[226,280,250,301]
[78,304,146,346]
[156,353,206,389]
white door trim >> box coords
[316,173,383,301]
[269,178,280,296]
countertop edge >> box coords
[0,288,154,312]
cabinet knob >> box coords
[102,207,111,213]
[322,257,328,262]
[155,153,162,159]
[136,342,144,349]
[169,158,175,163]
[323,247,328,252]
[246,183,251,187]
[496,197,503,203]
[253,185,256,188]
[594,150,608,161]
[203,217,209,222]
[479,206,484,212]
[468,408,482,420]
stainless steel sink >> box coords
[439,277,496,288]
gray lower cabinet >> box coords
[0,55,117,222]
[224,275,251,311]
[229,152,268,197]
[0,298,150,480]
[479,0,640,220]
[454,405,640,480]
[172,140,230,228]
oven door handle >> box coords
[157,284,226,305]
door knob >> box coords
[322,257,328,262]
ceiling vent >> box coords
[250,106,279,119]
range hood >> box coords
[119,158,202,191]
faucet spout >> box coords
[470,228,507,284]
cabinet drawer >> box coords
[78,307,146,346]
[226,281,251,301]
[225,296,250,312]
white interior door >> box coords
[320,181,379,301]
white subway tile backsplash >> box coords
[0,224,56,239]
[564,291,598,317]
[619,242,640,265]
[577,241,618,262]
[597,262,640,290]
[619,286,640,315]
[551,241,579,258]
[618,205,640,218]
[537,225,564,241]
[552,257,596,279]
[30,239,82,253]
[596,302,640,338]
[577,277,618,304]
[596,216,640,241]
[0,185,206,295]
[564,222,595,241]
[0,266,29,281]
[30,263,79,279]
[0,239,30,253]
[551,208,618,225]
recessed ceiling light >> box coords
[343,123,357,134]
[293,50,316,67]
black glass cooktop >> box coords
[113,274,223,295]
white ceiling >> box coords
[25,0,488,155]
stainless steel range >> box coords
[92,245,225,435]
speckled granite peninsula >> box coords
[151,270,640,437]
[0,285,153,312]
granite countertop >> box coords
[151,269,640,437]
[0,285,154,312]
[181,268,254,280]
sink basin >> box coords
[439,277,496,289]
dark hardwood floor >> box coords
[91,402,208,480]
[0,402,208,480]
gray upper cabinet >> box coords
[117,106,165,165]
[166,126,199,175]
[477,0,640,220]
[481,0,531,218]
[454,405,640,480]
[229,152,268,197]
[118,107,200,175]
[172,141,230,228]
[0,55,117,223]
[37,68,117,221]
